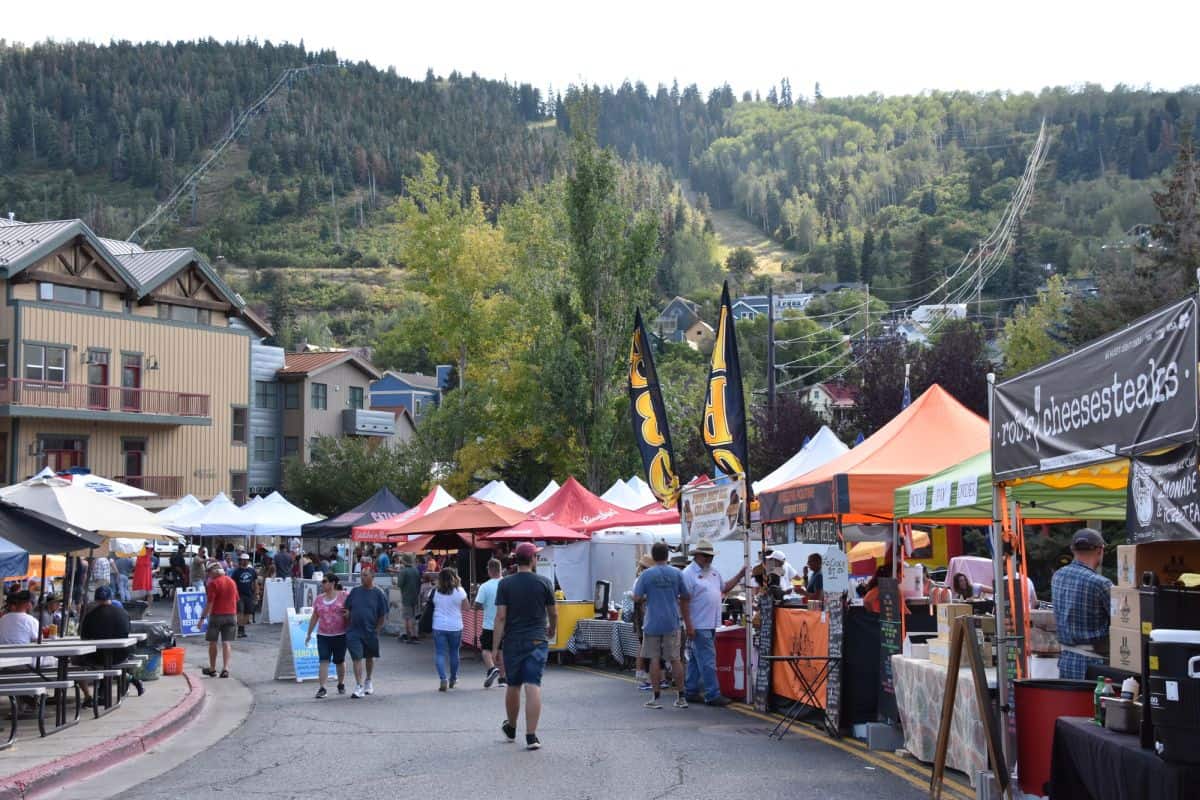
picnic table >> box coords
[0,642,97,727]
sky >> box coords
[3,0,1198,98]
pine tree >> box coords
[908,226,933,300]
[860,228,876,283]
[919,188,938,216]
[1151,128,1200,272]
[835,232,856,282]
[967,153,992,210]
[879,229,893,276]
[1008,219,1039,299]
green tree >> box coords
[908,226,934,300]
[913,319,991,417]
[725,246,756,283]
[1000,275,1071,374]
[563,96,661,490]
[919,188,938,216]
[834,232,856,281]
[1008,219,1040,300]
[859,228,876,284]
[282,436,425,516]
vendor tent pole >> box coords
[36,553,47,644]
[988,372,1013,773]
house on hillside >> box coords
[654,296,702,343]
[683,320,716,350]
[370,366,451,423]
[732,293,815,320]
[813,281,865,295]
[806,382,859,424]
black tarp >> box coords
[300,488,409,540]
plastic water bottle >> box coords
[733,648,745,692]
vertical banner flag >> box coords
[628,310,681,508]
[703,282,749,480]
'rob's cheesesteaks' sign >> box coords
[1127,442,1200,543]
[992,296,1198,480]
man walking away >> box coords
[231,553,258,638]
[273,546,294,584]
[345,567,388,698]
[634,542,692,709]
[492,542,556,750]
[682,538,745,706]
[397,554,421,644]
[475,558,506,687]
[200,564,239,678]
[1051,528,1112,679]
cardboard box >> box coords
[1116,541,1200,588]
[1110,586,1148,630]
[936,602,972,625]
[929,637,993,667]
[1109,625,1143,673]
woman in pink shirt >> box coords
[305,575,348,699]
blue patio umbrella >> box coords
[0,535,29,579]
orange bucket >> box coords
[161,647,185,676]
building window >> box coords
[231,407,247,445]
[0,341,8,378]
[253,436,276,463]
[38,435,87,471]
[348,386,364,410]
[230,472,248,506]
[283,436,300,458]
[283,382,300,410]
[24,344,68,384]
[254,380,277,410]
[413,397,423,415]
[157,303,211,325]
[311,382,327,410]
[309,436,321,458]
[39,282,101,309]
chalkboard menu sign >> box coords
[877,577,902,722]
[797,518,840,544]
[754,591,775,713]
[825,593,844,732]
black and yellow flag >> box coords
[702,281,749,479]
[628,310,681,508]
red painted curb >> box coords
[0,671,207,800]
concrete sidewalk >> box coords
[0,669,202,799]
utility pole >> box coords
[767,284,777,427]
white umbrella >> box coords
[66,472,157,500]
[0,476,182,541]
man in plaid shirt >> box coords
[1051,528,1111,679]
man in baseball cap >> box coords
[492,542,556,750]
[1051,527,1112,679]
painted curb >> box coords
[0,671,206,800]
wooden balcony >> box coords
[115,475,183,498]
[0,379,210,424]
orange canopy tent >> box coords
[758,385,989,524]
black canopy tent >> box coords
[300,488,409,541]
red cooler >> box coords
[1014,679,1096,797]
[715,626,748,701]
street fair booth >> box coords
[980,295,1200,800]
[751,425,848,495]
[300,487,409,541]
[755,385,989,737]
[166,492,251,537]
[470,480,533,512]
[350,485,455,543]
[155,494,203,523]
[529,480,560,508]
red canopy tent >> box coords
[394,532,497,553]
[486,519,591,542]
[528,477,670,532]
[757,384,989,524]
[351,485,455,542]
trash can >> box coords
[715,626,749,701]
[131,620,176,682]
[1015,679,1095,796]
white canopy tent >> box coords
[167,493,251,536]
[470,480,533,512]
[625,476,657,508]
[240,491,323,538]
[529,480,560,508]
[156,495,204,523]
[0,476,182,541]
[599,479,643,510]
[751,425,849,494]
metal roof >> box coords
[385,371,440,390]
[98,237,144,256]
[279,351,380,379]
[118,248,194,285]
[0,220,82,269]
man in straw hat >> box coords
[682,539,745,706]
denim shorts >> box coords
[502,637,549,687]
[317,634,347,664]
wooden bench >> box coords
[0,681,79,738]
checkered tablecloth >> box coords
[566,619,640,662]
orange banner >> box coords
[772,608,829,709]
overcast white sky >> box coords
[4,0,1197,97]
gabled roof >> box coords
[381,371,440,391]
[120,246,243,308]
[0,219,140,289]
[279,351,381,380]
[813,382,858,405]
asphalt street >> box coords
[115,621,950,800]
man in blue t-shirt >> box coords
[344,568,389,699]
[634,541,693,710]
[493,543,556,750]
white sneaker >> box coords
[363,679,374,695]
[351,684,365,699]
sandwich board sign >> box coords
[173,589,208,636]
[274,607,320,682]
